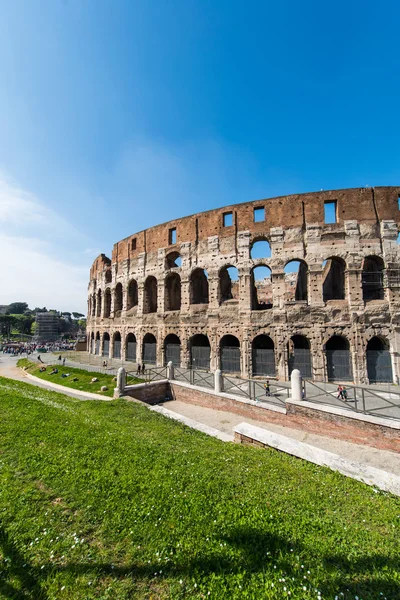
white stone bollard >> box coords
[115,367,126,397]
[167,361,174,380]
[214,369,223,393]
[290,368,303,401]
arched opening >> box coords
[362,256,385,301]
[220,335,240,373]
[190,334,210,370]
[105,269,112,284]
[366,337,393,383]
[165,251,182,269]
[95,331,100,355]
[252,335,275,376]
[165,273,181,311]
[142,333,157,364]
[322,257,346,301]
[96,290,102,317]
[143,276,158,314]
[127,280,138,311]
[114,283,123,315]
[90,331,95,354]
[91,294,96,317]
[104,289,111,318]
[164,334,181,366]
[190,269,209,305]
[284,261,308,302]
[125,333,137,362]
[250,238,271,259]
[325,336,352,381]
[288,335,312,379]
[102,332,110,357]
[251,266,272,310]
[219,266,239,304]
[113,332,121,359]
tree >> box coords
[6,302,28,315]
[11,314,34,334]
[72,312,84,319]
[0,315,17,337]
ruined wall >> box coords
[86,186,400,384]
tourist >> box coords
[337,385,344,400]
[342,386,348,401]
[137,364,141,375]
[62,358,66,367]
[142,363,146,374]
[264,380,271,396]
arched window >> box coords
[190,269,209,305]
[143,276,158,314]
[165,273,181,311]
[114,283,123,314]
[96,290,102,317]
[362,256,385,301]
[95,331,100,355]
[104,289,111,318]
[366,337,393,383]
[220,335,240,373]
[189,334,210,370]
[125,333,137,362]
[91,294,96,317]
[251,266,272,310]
[323,257,346,301]
[288,335,312,379]
[252,335,275,376]
[325,336,352,381]
[250,238,271,260]
[113,332,121,359]
[90,331,95,354]
[164,334,181,366]
[142,333,157,364]
[219,266,239,304]
[127,280,138,311]
[102,332,110,357]
[105,269,112,284]
[165,251,182,269]
[284,261,308,302]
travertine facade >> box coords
[87,187,400,384]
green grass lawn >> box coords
[0,377,399,599]
[17,358,143,398]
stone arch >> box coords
[284,260,308,302]
[362,255,385,301]
[322,257,346,301]
[127,280,138,311]
[165,251,182,269]
[105,269,112,284]
[250,237,271,260]
[114,283,123,314]
[288,334,312,379]
[219,265,239,304]
[95,331,100,355]
[190,268,209,305]
[164,333,181,366]
[366,336,393,383]
[189,334,210,369]
[165,273,181,311]
[96,290,102,317]
[252,334,275,376]
[113,331,121,359]
[143,276,158,314]
[102,332,110,357]
[220,334,240,373]
[142,332,157,364]
[104,289,111,318]
[125,332,137,362]
[251,265,272,310]
[325,335,352,381]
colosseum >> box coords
[87,186,400,384]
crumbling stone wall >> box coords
[86,186,400,384]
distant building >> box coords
[35,313,60,342]
[0,305,9,315]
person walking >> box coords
[142,363,146,375]
[264,380,271,397]
[337,385,343,400]
[137,364,141,376]
[62,358,66,367]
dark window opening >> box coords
[254,207,265,222]
[114,283,123,314]
[127,280,138,310]
[220,335,240,373]
[219,266,239,304]
[322,257,346,301]
[252,335,275,376]
[166,251,182,269]
[284,261,308,302]
[362,256,384,301]
[104,289,111,318]
[324,201,337,224]
[165,273,181,311]
[143,276,158,313]
[223,212,233,227]
[131,238,137,251]
[190,269,209,304]
[189,334,210,370]
[164,334,181,366]
[251,266,272,310]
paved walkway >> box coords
[1,353,399,483]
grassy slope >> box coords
[0,376,399,600]
[17,358,142,398]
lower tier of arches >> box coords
[86,326,398,384]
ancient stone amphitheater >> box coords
[87,186,400,384]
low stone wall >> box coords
[123,380,170,405]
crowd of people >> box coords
[1,341,76,356]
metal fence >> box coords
[288,349,312,379]
[326,350,352,381]
[366,350,393,383]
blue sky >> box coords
[0,0,399,313]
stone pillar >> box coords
[239,272,252,311]
[308,266,324,307]
[114,367,126,398]
[208,274,219,309]
[167,361,174,380]
[137,282,145,316]
[157,280,165,314]
[291,369,302,401]
[214,369,222,393]
[272,272,285,309]
[180,278,190,314]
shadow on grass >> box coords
[1,526,399,598]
